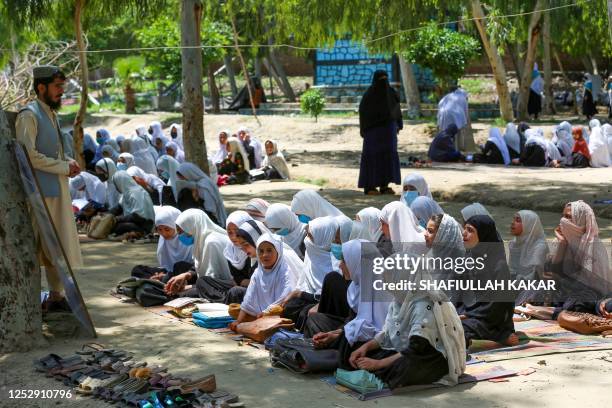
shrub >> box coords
[300,89,326,121]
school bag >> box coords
[269,337,339,374]
[263,329,304,350]
[115,277,169,307]
[87,213,116,239]
[236,316,294,343]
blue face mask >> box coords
[330,243,343,260]
[297,214,311,224]
[178,233,194,246]
[161,170,170,180]
[419,219,427,228]
[403,191,419,206]
[275,228,290,236]
[117,163,128,171]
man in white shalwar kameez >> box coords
[15,65,83,311]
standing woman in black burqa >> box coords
[358,70,403,195]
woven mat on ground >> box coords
[468,319,612,363]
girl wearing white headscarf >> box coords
[218,136,250,184]
[186,211,256,304]
[309,240,392,360]
[243,198,270,222]
[101,144,120,162]
[154,206,194,272]
[280,216,340,329]
[165,141,185,163]
[552,121,574,165]
[509,210,550,281]
[212,130,230,164]
[169,123,184,148]
[588,125,611,168]
[261,139,291,180]
[127,166,166,205]
[174,209,231,283]
[410,196,444,228]
[111,171,155,236]
[400,173,432,207]
[229,234,295,330]
[95,158,120,209]
[347,250,466,388]
[69,171,107,205]
[602,123,612,162]
[156,154,180,204]
[129,137,159,175]
[238,126,264,169]
[356,207,383,243]
[460,202,492,224]
[117,152,135,171]
[134,125,159,163]
[177,162,227,226]
[265,203,307,259]
[476,127,511,165]
[290,189,344,223]
[379,202,426,256]
[503,123,521,159]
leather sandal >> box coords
[174,374,216,394]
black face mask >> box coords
[97,173,108,182]
[171,131,177,139]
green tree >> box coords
[403,23,480,94]
[300,89,326,121]
[112,56,145,113]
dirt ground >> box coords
[1,113,611,407]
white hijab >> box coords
[588,126,611,168]
[69,171,107,204]
[240,233,295,316]
[343,240,391,346]
[461,203,492,224]
[118,152,135,168]
[379,201,426,245]
[410,196,444,227]
[112,171,155,221]
[223,210,253,269]
[552,121,574,162]
[154,206,193,271]
[299,216,339,295]
[177,162,227,226]
[602,124,612,162]
[265,203,307,258]
[487,127,511,165]
[129,137,159,175]
[401,173,432,203]
[356,207,383,242]
[156,154,180,200]
[212,130,230,164]
[244,198,270,222]
[262,139,290,179]
[508,210,549,280]
[165,141,185,163]
[95,158,120,208]
[175,209,231,280]
[127,166,165,193]
[227,136,251,171]
[169,123,184,148]
[503,123,521,153]
[291,189,344,220]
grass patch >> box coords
[459,77,486,95]
[295,176,329,187]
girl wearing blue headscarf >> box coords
[92,128,111,164]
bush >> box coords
[300,89,326,121]
[403,23,480,93]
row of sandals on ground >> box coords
[103,177,609,390]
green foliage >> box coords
[112,56,145,84]
[402,23,480,90]
[135,15,231,82]
[300,89,326,121]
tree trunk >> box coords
[124,84,136,114]
[580,56,593,74]
[180,0,208,174]
[517,0,545,121]
[268,48,296,102]
[0,110,43,353]
[509,43,524,86]
[398,56,421,119]
[72,0,87,169]
[608,0,612,43]
[230,13,260,125]
[207,65,220,113]
[262,57,285,97]
[542,8,555,115]
[589,55,598,75]
[471,0,513,122]
[254,57,262,81]
[554,49,579,114]
[223,55,238,97]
